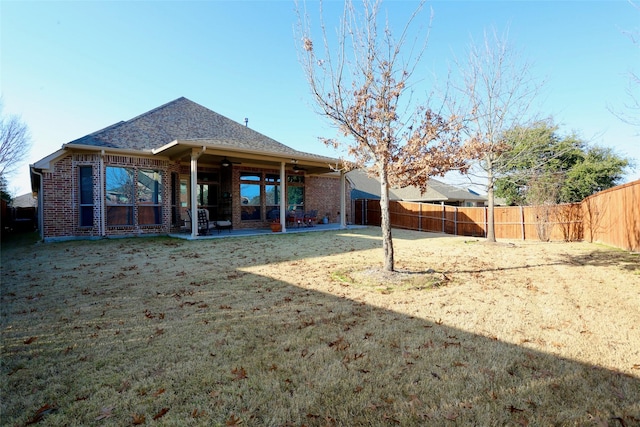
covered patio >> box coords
[153,139,349,238]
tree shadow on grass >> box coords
[1,233,639,426]
[562,249,640,272]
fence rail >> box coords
[353,180,639,252]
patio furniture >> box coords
[294,210,305,227]
[185,209,216,235]
[286,210,296,227]
[214,220,232,234]
[304,210,318,226]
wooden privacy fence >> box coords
[353,179,639,251]
[353,200,582,241]
[581,180,639,252]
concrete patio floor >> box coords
[169,223,367,240]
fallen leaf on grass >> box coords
[24,336,38,345]
[152,408,169,420]
[152,388,165,397]
[118,380,131,393]
[444,412,458,421]
[226,414,242,425]
[382,413,400,424]
[95,406,115,420]
[192,408,205,418]
[132,413,146,425]
[232,367,247,380]
[25,404,57,425]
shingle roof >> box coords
[67,97,304,155]
[346,169,486,203]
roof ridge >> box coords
[120,96,189,125]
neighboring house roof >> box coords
[10,193,38,208]
[346,169,487,203]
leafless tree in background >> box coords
[448,28,543,242]
[0,102,31,183]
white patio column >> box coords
[340,170,347,228]
[280,161,287,232]
[190,147,205,238]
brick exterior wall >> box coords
[41,156,349,240]
[305,175,351,224]
[41,153,179,240]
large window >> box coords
[79,166,93,227]
[287,174,305,211]
[265,174,281,220]
[240,172,261,220]
[105,167,163,226]
[138,169,163,225]
[106,167,134,225]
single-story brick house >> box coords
[30,97,349,241]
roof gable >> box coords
[67,97,297,153]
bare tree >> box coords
[0,102,31,181]
[297,0,466,271]
[448,28,542,242]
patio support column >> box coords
[190,147,205,238]
[340,170,347,228]
[280,161,287,232]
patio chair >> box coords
[185,209,215,235]
[294,210,305,227]
[304,210,318,226]
[286,210,296,227]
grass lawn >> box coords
[1,228,639,426]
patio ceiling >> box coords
[153,139,342,175]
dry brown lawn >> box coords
[1,228,639,426]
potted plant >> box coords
[270,220,282,232]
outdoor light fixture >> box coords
[221,158,231,167]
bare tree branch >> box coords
[447,27,543,242]
[0,102,32,181]
[296,0,465,271]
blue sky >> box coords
[2,0,638,196]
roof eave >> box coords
[155,139,342,169]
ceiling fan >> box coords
[220,157,241,167]
[292,164,307,172]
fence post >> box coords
[520,205,525,240]
[441,202,445,233]
[454,207,458,236]
[484,206,488,238]
[418,203,422,232]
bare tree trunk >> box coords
[486,170,496,242]
[379,164,394,271]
